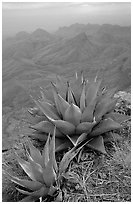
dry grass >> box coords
[61,132,131,202]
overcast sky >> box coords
[2,2,131,37]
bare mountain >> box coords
[31,28,53,40]
[2,23,131,109]
[55,23,100,39]
[99,43,129,62]
[97,24,131,38]
[15,31,30,40]
[34,33,101,65]
[55,23,130,39]
[2,28,57,61]
[102,49,130,91]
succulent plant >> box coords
[3,127,88,202]
[3,128,60,202]
[28,72,130,154]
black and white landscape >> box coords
[2,2,131,202]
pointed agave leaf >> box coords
[39,87,54,104]
[28,107,44,117]
[42,129,57,187]
[71,71,86,104]
[103,132,122,143]
[86,136,107,154]
[75,71,78,80]
[51,82,70,117]
[59,140,89,174]
[59,148,78,174]
[55,138,73,152]
[14,152,36,181]
[55,75,67,99]
[90,118,121,137]
[28,114,47,125]
[41,87,55,103]
[80,81,86,112]
[30,121,49,132]
[77,148,83,163]
[3,170,43,191]
[30,121,63,137]
[104,112,131,124]
[16,186,48,197]
[40,99,60,117]
[94,69,100,82]
[34,99,60,120]
[48,119,76,136]
[51,82,63,116]
[49,126,58,173]
[27,139,43,167]
[51,80,69,116]
[76,119,96,134]
[86,80,101,107]
[94,97,117,122]
[42,133,50,168]
[66,135,76,146]
[42,159,56,187]
[16,188,35,196]
[67,133,88,147]
[55,142,71,152]
[96,87,118,105]
[81,70,84,83]
[71,86,80,107]
[71,81,83,106]
[19,195,38,202]
[64,103,82,126]
[66,81,76,104]
[75,133,88,146]
[81,100,97,122]
[25,152,44,183]
[72,70,83,87]
[57,93,70,117]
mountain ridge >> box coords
[55,23,130,39]
[2,23,131,108]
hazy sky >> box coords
[2,2,131,37]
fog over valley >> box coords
[2,2,131,37]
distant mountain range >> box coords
[2,28,59,60]
[2,23,131,108]
[55,23,130,39]
[33,32,103,65]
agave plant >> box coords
[3,127,88,202]
[3,128,60,202]
[28,72,130,154]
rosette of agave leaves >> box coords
[28,71,130,154]
[3,127,88,202]
[3,129,58,202]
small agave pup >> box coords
[3,127,87,202]
[3,128,61,202]
[28,72,130,154]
